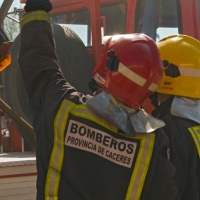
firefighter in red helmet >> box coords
[19,0,179,199]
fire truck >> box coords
[1,0,200,153]
[0,0,199,198]
[0,0,199,152]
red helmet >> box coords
[93,34,163,109]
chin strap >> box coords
[149,92,159,108]
[88,78,101,93]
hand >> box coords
[24,0,52,13]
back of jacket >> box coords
[152,97,200,200]
[18,12,178,200]
[162,113,200,200]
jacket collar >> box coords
[152,95,200,124]
[171,96,200,124]
[86,90,165,136]
[151,96,174,118]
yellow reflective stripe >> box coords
[45,99,154,199]
[20,10,51,29]
[125,133,155,200]
[188,125,200,158]
[45,99,117,198]
[45,100,73,199]
[69,104,118,133]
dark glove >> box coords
[24,0,52,13]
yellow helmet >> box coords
[156,34,200,99]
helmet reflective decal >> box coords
[148,83,158,92]
[179,67,200,77]
[94,73,105,85]
[118,62,146,86]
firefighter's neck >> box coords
[157,93,172,105]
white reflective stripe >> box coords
[148,83,158,92]
[179,67,200,77]
[118,62,146,86]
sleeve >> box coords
[141,129,179,200]
[18,11,79,116]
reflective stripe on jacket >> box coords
[45,99,155,200]
[188,125,200,158]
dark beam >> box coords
[0,0,14,25]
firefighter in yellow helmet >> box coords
[19,0,179,199]
[150,34,200,200]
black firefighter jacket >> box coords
[18,11,179,200]
[152,96,200,200]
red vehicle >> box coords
[0,1,199,198]
[1,0,200,151]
